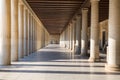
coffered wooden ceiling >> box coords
[26,0,109,34]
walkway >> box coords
[0,44,120,80]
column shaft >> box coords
[32,18,35,52]
[89,0,100,62]
[18,3,24,58]
[27,11,30,55]
[29,13,31,54]
[11,0,18,61]
[81,9,88,56]
[105,0,120,71]
[75,15,81,54]
[0,0,11,65]
[24,8,28,56]
[72,21,76,52]
[70,24,72,50]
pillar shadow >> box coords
[0,69,120,75]
[12,64,104,68]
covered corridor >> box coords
[0,44,120,80]
[0,0,120,79]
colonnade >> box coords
[60,0,120,71]
[0,0,50,65]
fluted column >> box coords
[30,16,33,53]
[24,7,28,56]
[69,23,72,50]
[81,8,88,56]
[0,0,11,65]
[34,20,36,51]
[29,13,31,54]
[68,25,70,49]
[18,3,24,58]
[27,11,30,55]
[89,0,100,62]
[105,0,120,71]
[11,0,18,61]
[33,19,36,52]
[75,15,81,54]
[72,20,76,52]
[32,18,35,52]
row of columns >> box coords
[0,0,50,65]
[60,0,120,71]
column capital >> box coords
[90,0,100,2]
[76,14,81,17]
[24,5,28,10]
[19,0,24,5]
[72,19,76,24]
[82,8,88,14]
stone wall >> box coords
[99,19,108,49]
[50,35,60,44]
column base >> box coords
[75,46,81,54]
[88,57,100,62]
[0,63,11,66]
[11,59,18,62]
[105,64,120,71]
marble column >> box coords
[24,7,28,56]
[32,17,35,52]
[30,15,33,53]
[89,0,100,62]
[68,25,70,49]
[81,8,88,56]
[0,0,11,65]
[72,20,76,52]
[69,23,72,50]
[75,15,81,54]
[30,16,33,53]
[29,13,31,54]
[32,18,35,52]
[18,3,24,58]
[11,0,18,61]
[105,0,120,71]
[34,20,37,51]
[27,11,30,55]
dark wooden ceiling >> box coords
[26,0,109,34]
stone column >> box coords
[72,20,76,52]
[0,0,11,65]
[24,7,28,56]
[105,0,120,71]
[18,3,24,58]
[75,15,81,54]
[68,25,70,49]
[11,0,18,61]
[69,23,72,50]
[29,13,31,54]
[30,16,33,53]
[32,18,35,52]
[81,8,88,56]
[34,20,36,51]
[89,0,100,62]
[27,11,30,55]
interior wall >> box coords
[50,35,60,44]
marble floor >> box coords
[0,44,120,80]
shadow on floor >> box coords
[0,69,120,75]
[12,64,104,68]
